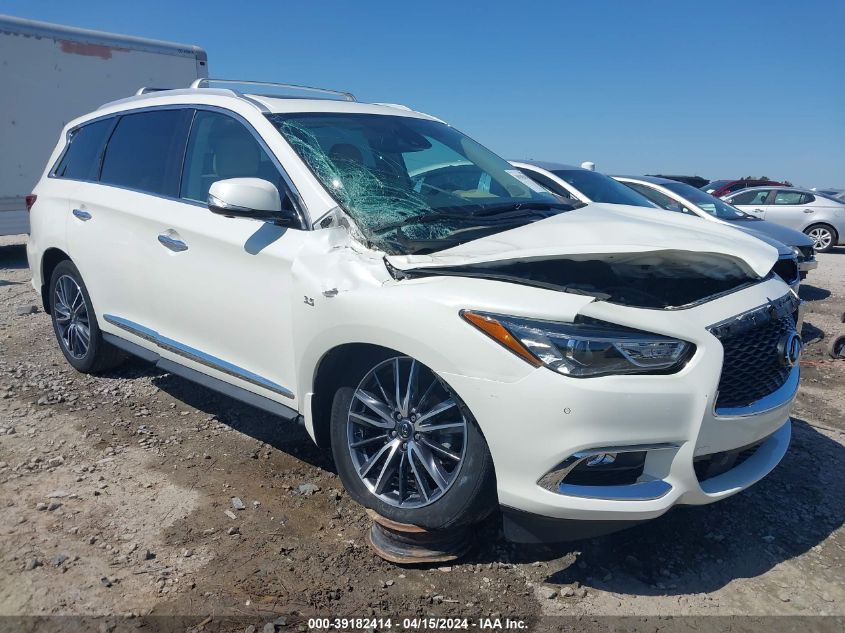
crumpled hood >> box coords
[386,203,779,277]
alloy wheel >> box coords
[807,227,833,251]
[53,274,91,359]
[346,357,467,508]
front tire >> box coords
[804,224,838,253]
[330,351,496,530]
[48,260,125,373]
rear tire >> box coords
[330,349,496,530]
[804,224,838,253]
[48,260,125,374]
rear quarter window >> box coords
[100,109,192,196]
[53,118,115,181]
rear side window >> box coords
[53,118,114,181]
[180,110,288,204]
[773,190,804,205]
[101,109,192,196]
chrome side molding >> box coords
[103,314,293,399]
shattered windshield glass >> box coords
[267,113,574,254]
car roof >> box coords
[510,160,585,172]
[612,175,676,185]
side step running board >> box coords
[102,332,302,424]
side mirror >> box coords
[208,178,296,225]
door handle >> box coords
[803,209,814,214]
[72,208,92,221]
[753,208,765,213]
[157,233,188,252]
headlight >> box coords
[461,311,692,377]
[790,245,802,259]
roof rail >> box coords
[135,87,172,96]
[189,78,356,102]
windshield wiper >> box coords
[372,211,486,234]
[469,201,578,217]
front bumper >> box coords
[440,279,798,536]
[798,258,818,272]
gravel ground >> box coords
[1,234,843,629]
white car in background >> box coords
[26,79,801,543]
[725,187,845,252]
[510,160,658,207]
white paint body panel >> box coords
[26,88,799,527]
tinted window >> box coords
[552,170,656,207]
[625,182,693,214]
[800,193,815,204]
[518,168,575,199]
[181,111,287,205]
[773,190,804,205]
[730,189,770,205]
[101,109,192,196]
[53,118,115,181]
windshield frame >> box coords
[267,112,571,254]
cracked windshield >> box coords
[269,113,575,254]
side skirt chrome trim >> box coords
[102,332,300,422]
[103,314,294,399]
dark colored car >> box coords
[702,179,791,198]
[648,174,709,189]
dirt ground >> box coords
[1,234,843,630]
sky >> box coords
[2,0,843,187]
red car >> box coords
[702,179,791,197]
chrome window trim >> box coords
[103,314,294,399]
[48,103,311,228]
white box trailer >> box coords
[0,15,207,235]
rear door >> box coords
[66,108,193,342]
[765,189,811,230]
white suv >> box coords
[27,80,802,542]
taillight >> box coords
[25,194,37,212]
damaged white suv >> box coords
[27,80,803,542]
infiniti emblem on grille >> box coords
[778,331,803,367]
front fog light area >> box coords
[462,311,692,377]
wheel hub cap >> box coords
[347,357,468,509]
[53,274,90,359]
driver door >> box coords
[149,109,307,405]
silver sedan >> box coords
[725,187,845,252]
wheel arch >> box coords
[39,247,72,314]
[309,342,402,448]
[804,222,839,248]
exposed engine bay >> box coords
[387,252,763,309]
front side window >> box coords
[552,170,656,207]
[662,182,745,219]
[53,118,115,181]
[773,190,804,205]
[181,111,290,206]
[518,168,575,200]
[268,113,572,254]
[100,109,192,196]
[625,182,692,214]
[730,189,770,206]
